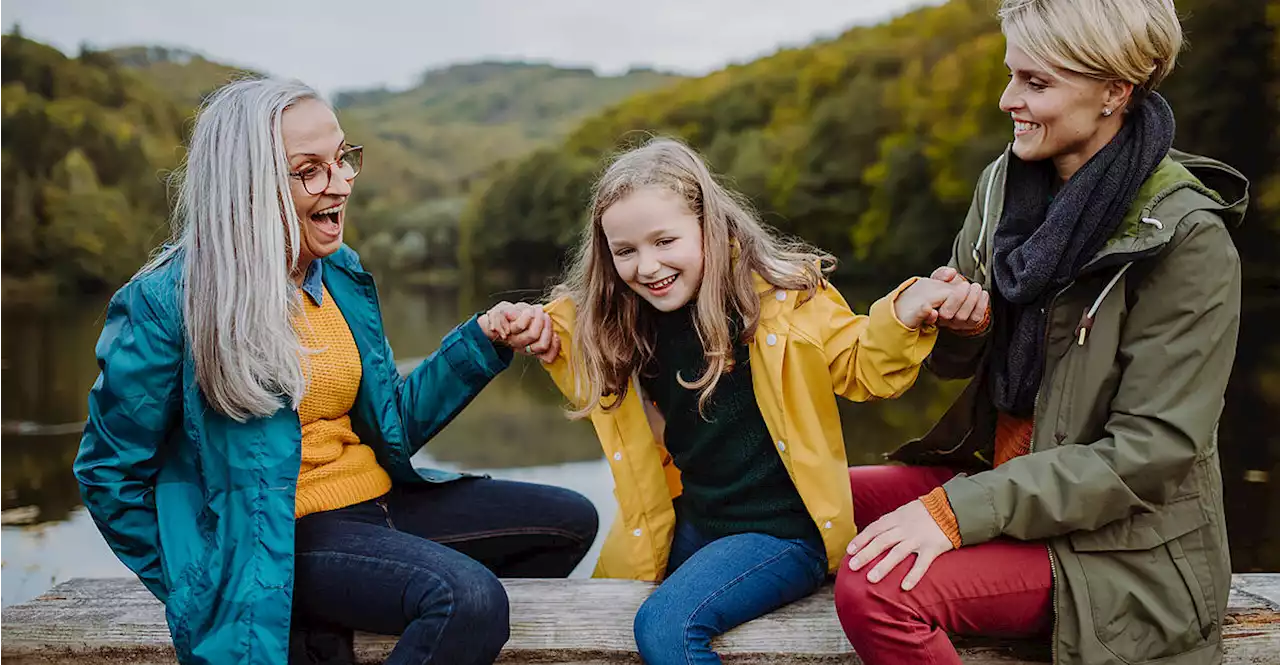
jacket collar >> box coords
[299,260,325,305]
[982,146,1249,274]
[1085,154,1246,271]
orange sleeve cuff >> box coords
[921,486,962,550]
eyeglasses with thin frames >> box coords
[289,145,363,195]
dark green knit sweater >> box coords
[640,304,819,543]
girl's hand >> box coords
[846,499,954,591]
[892,278,968,329]
[929,267,990,334]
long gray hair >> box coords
[142,78,320,422]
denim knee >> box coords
[633,590,695,664]
[405,565,510,660]
[452,570,510,652]
[566,490,600,545]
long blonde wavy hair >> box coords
[552,137,834,419]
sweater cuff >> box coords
[921,486,962,550]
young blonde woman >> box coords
[74,79,598,665]
[527,137,983,664]
[835,2,1248,664]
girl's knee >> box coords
[633,593,697,664]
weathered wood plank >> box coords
[3,576,1277,664]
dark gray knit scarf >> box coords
[988,92,1175,416]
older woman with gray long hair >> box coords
[73,78,598,665]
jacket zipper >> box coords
[1047,545,1061,665]
[1024,266,1135,664]
[375,495,395,530]
[1029,284,1069,665]
[977,168,1168,665]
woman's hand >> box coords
[929,266,989,334]
[846,499,955,591]
[478,302,561,363]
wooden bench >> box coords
[3,576,1277,663]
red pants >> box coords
[834,466,1054,665]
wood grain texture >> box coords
[3,576,1277,664]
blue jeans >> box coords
[633,520,828,665]
[289,478,599,665]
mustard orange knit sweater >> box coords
[291,285,392,518]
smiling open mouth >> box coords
[310,204,343,235]
[643,275,678,290]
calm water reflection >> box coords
[3,278,1276,607]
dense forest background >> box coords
[6,0,1274,294]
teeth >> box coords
[646,275,677,290]
[315,204,344,216]
[1014,120,1039,132]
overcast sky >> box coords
[3,1,941,94]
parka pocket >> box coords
[163,504,219,658]
[1069,495,1213,662]
[165,545,214,658]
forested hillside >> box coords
[462,0,1277,290]
[0,36,682,292]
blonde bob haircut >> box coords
[999,0,1183,99]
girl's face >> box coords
[601,186,705,312]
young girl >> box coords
[529,137,981,664]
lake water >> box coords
[3,279,1276,607]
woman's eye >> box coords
[656,238,675,247]
[614,248,634,257]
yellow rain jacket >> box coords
[543,275,937,579]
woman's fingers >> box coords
[505,307,548,352]
[971,291,990,326]
[953,282,983,321]
[849,525,901,571]
[521,311,554,354]
[867,541,914,584]
[537,331,562,363]
[848,514,890,555]
[487,301,515,338]
[937,280,970,319]
[900,547,941,591]
[931,266,959,282]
